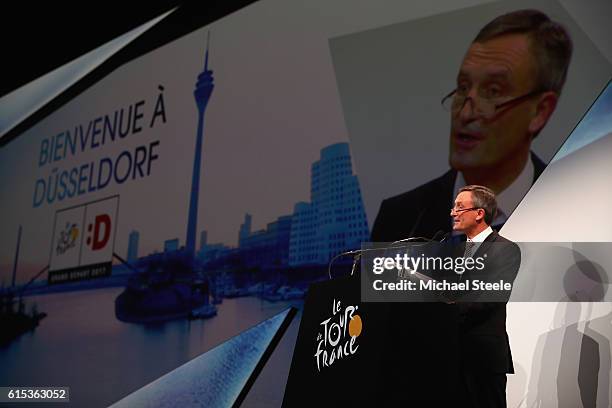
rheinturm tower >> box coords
[187,34,214,255]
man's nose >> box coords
[457,91,479,123]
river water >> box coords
[0,287,303,407]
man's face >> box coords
[449,33,537,171]
[451,191,482,234]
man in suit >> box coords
[367,185,521,407]
[449,185,521,408]
[371,9,573,242]
[368,10,569,406]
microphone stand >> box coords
[328,235,442,279]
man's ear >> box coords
[528,91,558,135]
[476,209,485,222]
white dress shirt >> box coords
[458,226,493,277]
[467,225,493,255]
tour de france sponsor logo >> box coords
[85,214,112,251]
[314,298,362,372]
[56,222,79,255]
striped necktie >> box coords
[464,239,476,258]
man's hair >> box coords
[459,185,497,225]
[474,9,573,95]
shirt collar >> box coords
[469,225,493,243]
[452,156,534,225]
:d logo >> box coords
[88,214,111,251]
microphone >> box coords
[390,236,431,245]
[430,230,452,242]
[430,230,445,242]
[392,230,450,245]
[328,247,377,279]
[328,232,451,278]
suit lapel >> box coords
[473,230,498,259]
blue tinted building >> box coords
[289,142,369,266]
[238,213,252,248]
[239,214,292,269]
[164,238,180,253]
[127,230,139,263]
[197,229,232,265]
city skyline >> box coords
[129,141,369,269]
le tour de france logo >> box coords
[56,222,79,255]
[314,298,363,372]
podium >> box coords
[283,273,461,406]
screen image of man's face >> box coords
[449,33,538,173]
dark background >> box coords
[1,0,257,146]
[1,1,257,97]
[1,1,260,97]
[3,1,175,97]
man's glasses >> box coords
[450,207,480,215]
[441,88,542,119]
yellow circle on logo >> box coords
[348,314,362,337]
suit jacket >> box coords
[452,230,521,374]
[371,152,546,242]
[368,154,537,386]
